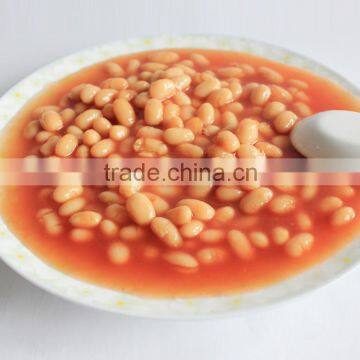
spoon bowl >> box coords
[291,110,360,158]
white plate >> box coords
[0,35,359,319]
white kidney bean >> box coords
[166,206,192,226]
[197,247,227,265]
[239,187,273,214]
[163,128,194,145]
[150,217,183,247]
[227,230,255,260]
[236,118,258,144]
[55,134,78,157]
[70,228,94,242]
[199,229,225,243]
[207,88,233,107]
[53,185,83,203]
[113,98,136,127]
[93,117,112,136]
[319,196,343,213]
[163,251,198,268]
[144,99,164,125]
[90,139,115,158]
[197,102,215,125]
[126,193,156,225]
[250,84,271,106]
[271,226,290,245]
[249,231,269,248]
[258,67,284,84]
[149,79,176,100]
[285,233,314,257]
[142,192,170,216]
[269,195,296,214]
[40,110,63,132]
[37,208,63,235]
[216,130,240,152]
[296,212,313,230]
[177,199,215,221]
[58,197,86,217]
[330,206,356,226]
[99,219,119,237]
[179,220,204,238]
[23,120,41,139]
[75,109,102,130]
[119,225,147,241]
[262,101,286,120]
[273,111,297,134]
[108,242,130,264]
[255,141,283,158]
[69,211,102,228]
[105,204,129,225]
[176,143,204,158]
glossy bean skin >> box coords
[109,125,130,141]
[285,233,314,257]
[271,226,290,245]
[119,225,147,241]
[150,79,176,100]
[216,130,240,152]
[40,110,63,132]
[151,217,183,248]
[250,85,271,106]
[144,99,164,125]
[273,111,297,134]
[319,196,343,213]
[177,199,215,221]
[249,231,269,248]
[113,98,136,127]
[239,187,273,214]
[37,208,63,235]
[180,220,204,238]
[55,134,78,157]
[236,118,258,144]
[163,128,194,146]
[176,143,204,158]
[331,207,355,226]
[197,247,227,265]
[53,185,83,203]
[58,197,86,217]
[126,193,156,225]
[69,211,102,228]
[194,78,221,98]
[23,120,41,139]
[93,117,112,136]
[163,251,198,268]
[197,103,215,125]
[90,139,115,158]
[166,206,192,226]
[227,230,255,260]
[75,109,102,130]
[104,62,124,77]
[269,195,296,214]
[199,229,225,243]
[70,228,94,243]
[262,101,286,120]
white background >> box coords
[0,0,360,359]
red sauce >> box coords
[0,49,359,297]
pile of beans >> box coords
[24,50,357,270]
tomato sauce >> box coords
[0,49,360,297]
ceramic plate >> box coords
[0,35,359,319]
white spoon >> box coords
[290,110,360,158]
